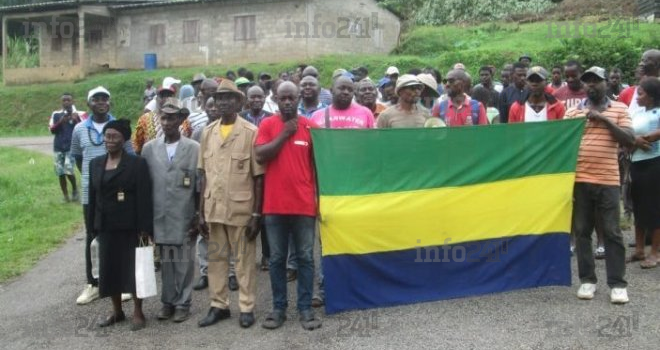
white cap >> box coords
[386,66,399,75]
[87,86,111,101]
[162,77,181,89]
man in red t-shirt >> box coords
[255,81,321,331]
[553,60,587,110]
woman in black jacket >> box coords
[88,119,153,331]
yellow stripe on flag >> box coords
[320,173,575,256]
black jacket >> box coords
[88,153,153,235]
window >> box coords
[51,36,62,52]
[89,29,103,49]
[149,24,166,47]
[183,20,199,43]
[234,15,255,41]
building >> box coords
[1,0,401,84]
[638,0,660,21]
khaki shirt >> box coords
[198,117,264,226]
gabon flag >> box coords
[311,118,585,314]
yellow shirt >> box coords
[220,124,234,139]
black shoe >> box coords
[228,275,239,291]
[97,311,126,327]
[173,308,191,323]
[239,312,255,328]
[287,269,297,282]
[193,276,208,291]
[198,307,230,327]
[157,305,175,320]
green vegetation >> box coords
[6,36,39,69]
[0,147,82,282]
[0,20,657,136]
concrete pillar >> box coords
[78,9,85,78]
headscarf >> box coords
[103,119,131,141]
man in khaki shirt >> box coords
[197,79,264,329]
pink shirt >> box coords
[310,103,375,129]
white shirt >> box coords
[166,141,179,163]
[524,102,547,122]
[92,121,107,134]
[628,87,645,117]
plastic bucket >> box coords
[144,53,157,71]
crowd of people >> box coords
[46,48,660,331]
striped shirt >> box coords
[565,99,632,186]
[70,115,135,204]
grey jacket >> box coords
[142,136,200,245]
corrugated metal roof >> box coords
[0,0,160,13]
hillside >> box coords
[0,18,658,136]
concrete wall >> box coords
[113,0,400,69]
[4,65,83,85]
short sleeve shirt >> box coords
[255,115,318,216]
[376,105,430,128]
[310,103,375,129]
[565,99,632,186]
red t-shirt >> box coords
[552,86,587,110]
[255,115,318,216]
[617,86,636,106]
[430,97,488,126]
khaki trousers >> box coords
[207,223,256,312]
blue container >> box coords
[144,53,157,71]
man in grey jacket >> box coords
[142,97,200,323]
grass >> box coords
[0,19,658,136]
[395,20,660,56]
[0,147,82,282]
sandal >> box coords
[640,258,659,269]
[625,253,645,263]
[97,312,126,327]
[299,310,322,331]
[262,310,286,329]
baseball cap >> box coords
[526,66,548,80]
[161,97,183,114]
[395,74,423,95]
[162,77,181,89]
[580,66,607,81]
[386,66,399,76]
[234,77,251,86]
[87,86,110,101]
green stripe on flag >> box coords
[311,118,585,196]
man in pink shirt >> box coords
[310,76,375,129]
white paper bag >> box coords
[135,239,157,298]
[90,237,100,279]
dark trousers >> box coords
[573,183,627,288]
[260,223,269,259]
[82,204,98,286]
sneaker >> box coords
[595,246,606,260]
[610,288,629,304]
[76,284,99,305]
[71,191,80,203]
[577,283,596,300]
[121,293,132,302]
[570,245,575,256]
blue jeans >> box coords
[265,215,315,312]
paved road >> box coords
[0,136,52,155]
[0,137,657,349]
